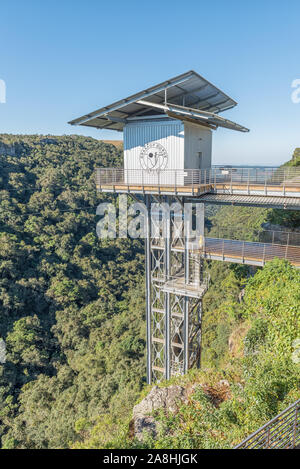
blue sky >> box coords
[0,0,299,165]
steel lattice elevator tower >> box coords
[144,196,208,383]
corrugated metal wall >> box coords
[184,122,212,170]
[124,118,184,184]
[123,118,212,185]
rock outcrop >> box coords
[0,143,15,156]
[132,385,187,441]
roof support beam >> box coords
[95,119,122,131]
[136,100,249,132]
[125,102,162,118]
[103,115,128,124]
[167,112,217,129]
[166,102,249,132]
[137,100,210,120]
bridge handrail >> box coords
[95,166,300,188]
[235,398,300,449]
[207,229,300,247]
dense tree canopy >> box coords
[0,135,145,448]
[0,136,299,449]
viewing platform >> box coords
[95,166,300,199]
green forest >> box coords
[0,134,299,449]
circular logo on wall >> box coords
[139,142,168,170]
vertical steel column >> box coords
[183,197,192,373]
[145,194,152,384]
[197,203,205,368]
[198,203,205,251]
[183,199,190,374]
[164,196,171,380]
[197,299,203,369]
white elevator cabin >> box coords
[124,117,212,185]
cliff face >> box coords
[132,385,188,441]
[131,379,232,444]
[0,142,15,156]
[293,148,300,161]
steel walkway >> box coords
[191,193,300,210]
[152,237,300,267]
[203,238,300,267]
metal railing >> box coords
[209,229,300,247]
[235,399,300,449]
[153,272,210,298]
[202,238,300,266]
[259,229,300,247]
[95,166,300,193]
[163,272,210,289]
[150,231,300,266]
[95,167,211,188]
[212,166,300,186]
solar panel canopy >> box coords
[69,70,249,133]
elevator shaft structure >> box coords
[69,70,251,384]
[145,196,209,383]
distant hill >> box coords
[102,140,123,149]
[293,148,300,162]
[283,147,300,167]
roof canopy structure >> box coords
[69,70,249,133]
